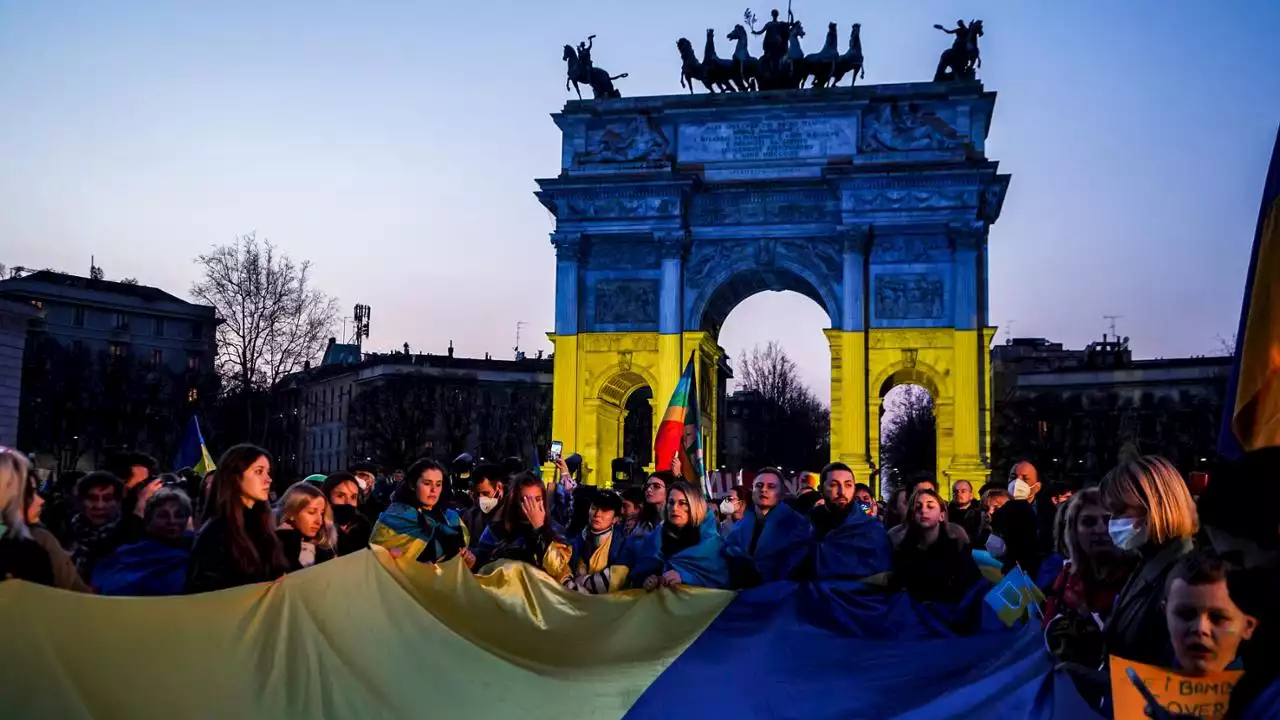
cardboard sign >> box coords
[1110,656,1241,719]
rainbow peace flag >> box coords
[1220,126,1280,456]
[654,354,706,488]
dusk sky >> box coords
[3,1,1278,402]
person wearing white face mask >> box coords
[988,461,1046,577]
[1098,455,1199,667]
[461,464,506,550]
[717,486,749,538]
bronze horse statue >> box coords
[678,37,734,93]
[702,28,747,92]
[804,22,840,88]
[726,24,760,92]
[933,19,982,82]
[563,44,628,100]
[829,23,865,87]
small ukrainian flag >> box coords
[984,565,1045,627]
[175,416,217,475]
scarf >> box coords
[70,513,117,577]
[372,502,465,564]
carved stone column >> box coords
[656,231,688,335]
[655,231,688,417]
[552,232,583,336]
[827,224,873,478]
[946,222,989,490]
[840,224,871,332]
[550,232,583,468]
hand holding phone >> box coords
[549,440,563,463]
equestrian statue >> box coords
[932,19,983,82]
[563,35,629,100]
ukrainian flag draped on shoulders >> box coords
[1220,126,1280,456]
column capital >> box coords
[838,224,872,254]
[654,230,690,259]
[552,231,584,259]
[948,222,986,252]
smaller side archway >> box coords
[869,361,950,496]
[587,367,656,484]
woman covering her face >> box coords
[472,472,570,580]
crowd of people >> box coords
[0,441,1277,717]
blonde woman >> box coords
[274,482,337,571]
[0,447,54,585]
[629,480,729,590]
[1099,455,1199,666]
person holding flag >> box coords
[654,354,709,496]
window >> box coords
[150,349,164,369]
[187,388,199,403]
[70,340,83,354]
[113,312,128,330]
[153,317,165,337]
[189,321,202,340]
[187,353,201,372]
[73,306,85,327]
[108,342,125,359]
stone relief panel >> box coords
[849,187,977,212]
[584,242,660,271]
[678,116,859,164]
[874,272,945,320]
[562,194,680,219]
[873,235,951,263]
[859,103,965,153]
[593,279,659,328]
[682,237,843,330]
[690,188,838,225]
[576,116,671,164]
[580,334,660,353]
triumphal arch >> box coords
[536,82,1009,494]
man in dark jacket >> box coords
[461,463,506,549]
[947,479,984,544]
[988,461,1043,575]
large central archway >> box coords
[536,83,1008,496]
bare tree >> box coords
[879,384,936,491]
[736,342,830,470]
[191,233,338,395]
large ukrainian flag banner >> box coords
[1221,126,1280,456]
[0,547,1100,719]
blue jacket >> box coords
[724,503,812,585]
[630,516,730,589]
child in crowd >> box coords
[1163,550,1257,676]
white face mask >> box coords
[985,534,1007,558]
[478,495,500,514]
[1108,517,1148,550]
[719,499,735,517]
[1008,478,1032,501]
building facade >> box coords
[0,299,40,447]
[0,270,219,468]
[991,336,1230,484]
[269,345,554,480]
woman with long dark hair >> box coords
[891,488,981,604]
[185,445,288,593]
[473,472,570,580]
[371,458,473,567]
